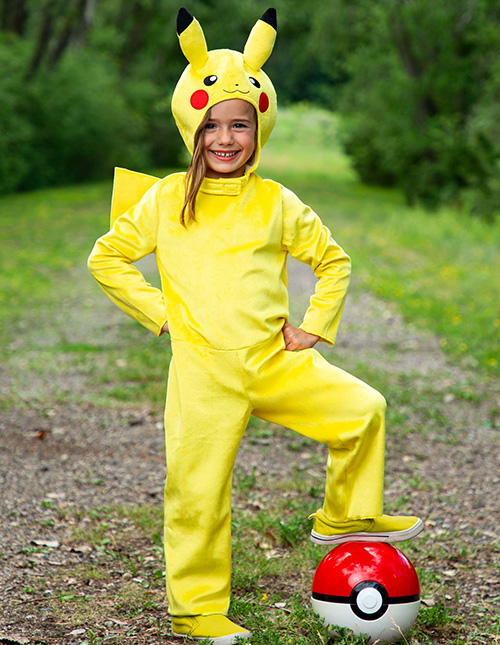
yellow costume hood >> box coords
[172,7,278,171]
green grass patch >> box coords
[17,494,495,643]
[0,176,173,406]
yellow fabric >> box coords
[88,172,351,347]
[309,512,421,536]
[177,15,209,71]
[110,167,159,227]
[243,18,277,71]
[171,614,250,640]
[164,333,385,616]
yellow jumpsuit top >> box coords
[87,170,351,350]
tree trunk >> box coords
[25,0,58,79]
[47,0,95,69]
[1,0,28,35]
[389,13,438,129]
[118,0,160,78]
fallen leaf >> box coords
[105,618,129,627]
[264,549,281,559]
[248,500,264,510]
[0,635,30,645]
[71,544,92,554]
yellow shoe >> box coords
[171,614,251,644]
[309,511,424,545]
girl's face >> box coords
[202,99,256,179]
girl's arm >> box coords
[88,184,169,336]
[281,186,351,346]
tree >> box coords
[312,0,500,218]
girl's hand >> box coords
[282,322,319,351]
[161,321,170,335]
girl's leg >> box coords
[245,339,386,522]
[163,343,251,617]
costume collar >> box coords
[199,173,251,196]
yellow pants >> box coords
[163,333,386,616]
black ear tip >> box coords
[177,7,194,35]
[260,8,277,30]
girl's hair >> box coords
[180,110,211,227]
[179,103,258,227]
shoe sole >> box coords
[172,631,251,644]
[310,518,424,546]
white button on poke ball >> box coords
[358,586,383,614]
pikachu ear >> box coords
[243,8,277,71]
[176,7,208,70]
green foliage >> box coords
[0,0,185,195]
[24,51,150,190]
[417,601,451,628]
[0,39,34,193]
[0,0,339,196]
[311,0,500,219]
[4,0,500,219]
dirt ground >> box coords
[0,258,499,644]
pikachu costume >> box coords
[88,7,387,624]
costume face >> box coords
[172,8,277,171]
[202,99,257,179]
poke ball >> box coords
[311,542,420,643]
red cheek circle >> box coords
[259,92,270,113]
[190,90,209,110]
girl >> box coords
[88,8,423,643]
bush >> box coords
[22,51,153,191]
[315,0,500,220]
[0,38,34,193]
[119,74,184,169]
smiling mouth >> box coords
[209,150,240,160]
[223,89,250,94]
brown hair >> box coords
[180,111,211,227]
[179,103,258,227]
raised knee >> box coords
[374,389,387,415]
[362,386,386,419]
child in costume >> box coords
[88,8,423,643]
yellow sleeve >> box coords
[87,182,168,337]
[281,186,351,346]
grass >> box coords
[10,407,498,642]
[0,179,172,407]
[17,454,479,644]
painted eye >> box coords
[249,77,261,88]
[203,75,218,86]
